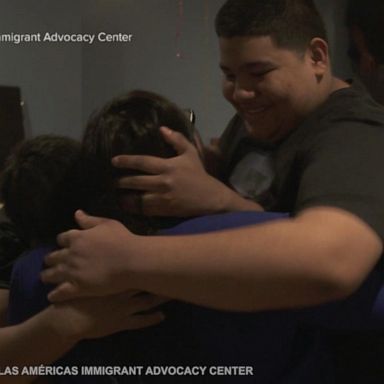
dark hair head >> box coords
[83,90,194,163]
[81,90,195,234]
[215,0,328,52]
[346,0,384,64]
[0,135,81,245]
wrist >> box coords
[121,234,172,294]
[225,189,264,212]
[120,233,153,290]
[205,178,239,213]
[41,305,83,345]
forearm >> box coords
[129,208,381,311]
[223,187,264,212]
[0,307,77,368]
[0,288,9,326]
[206,179,264,213]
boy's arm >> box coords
[0,307,77,384]
[0,307,77,365]
[42,206,382,311]
[114,127,263,217]
[0,291,165,382]
[0,288,9,326]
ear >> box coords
[307,38,329,77]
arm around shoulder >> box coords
[0,306,78,383]
[41,208,382,312]
[132,206,382,311]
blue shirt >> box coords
[8,211,384,383]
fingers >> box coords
[112,154,168,175]
[208,138,221,155]
[128,311,165,330]
[42,249,70,285]
[119,193,173,216]
[118,193,142,214]
[47,281,80,302]
[112,127,199,176]
[55,212,109,242]
[116,174,165,191]
[40,264,66,285]
[44,248,68,267]
[56,229,77,247]
[75,210,109,230]
[42,248,81,302]
[160,126,193,155]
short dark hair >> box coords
[346,0,384,64]
[81,90,195,234]
[83,90,194,163]
[215,0,328,52]
[0,135,81,245]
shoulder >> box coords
[13,245,56,272]
[284,86,384,156]
[8,245,57,324]
[312,86,384,133]
[0,221,26,289]
[11,245,57,289]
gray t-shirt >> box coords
[221,85,384,241]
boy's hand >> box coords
[113,127,239,217]
[41,210,142,301]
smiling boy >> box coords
[43,1,384,381]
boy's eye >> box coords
[224,74,235,82]
[250,68,275,78]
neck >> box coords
[330,77,350,93]
[311,76,349,114]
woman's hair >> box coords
[81,90,195,234]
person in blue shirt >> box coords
[0,134,165,383]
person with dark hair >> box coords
[41,0,384,367]
[0,134,82,335]
[5,93,284,383]
[1,94,209,381]
[7,91,384,383]
[0,135,165,381]
[44,0,384,308]
[41,3,384,383]
[215,0,327,50]
[1,135,81,245]
[80,89,205,235]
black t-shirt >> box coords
[222,85,384,241]
[0,221,26,289]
